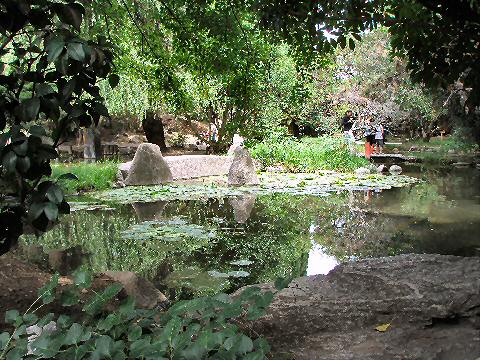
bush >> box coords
[52,161,119,193]
[250,136,368,172]
[0,270,290,359]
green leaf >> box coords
[55,3,84,31]
[349,38,356,50]
[46,185,64,204]
[2,152,17,173]
[96,314,119,332]
[37,313,55,327]
[16,97,40,122]
[0,332,10,351]
[159,317,182,343]
[38,273,60,304]
[64,323,84,345]
[91,335,114,359]
[4,310,20,325]
[57,173,78,181]
[44,202,59,221]
[73,268,92,288]
[238,335,254,354]
[57,314,73,329]
[5,346,27,360]
[83,283,122,316]
[22,313,38,325]
[60,288,80,306]
[29,202,45,220]
[128,325,142,342]
[46,36,65,63]
[67,43,85,62]
[36,84,55,97]
[108,74,120,88]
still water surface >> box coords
[20,165,480,299]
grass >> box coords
[52,161,119,193]
[250,136,369,173]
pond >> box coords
[19,166,480,300]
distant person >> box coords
[209,123,218,142]
[363,116,375,159]
[341,110,355,141]
[374,122,385,154]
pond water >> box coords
[19,166,480,300]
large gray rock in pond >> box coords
[104,271,167,309]
[245,254,480,360]
[389,164,403,174]
[124,143,173,186]
[227,146,259,186]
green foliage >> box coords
[250,136,369,172]
[0,0,114,254]
[52,161,119,193]
[1,270,289,359]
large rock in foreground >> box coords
[249,254,480,360]
[227,146,259,186]
[124,143,173,186]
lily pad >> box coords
[121,218,216,243]
[92,173,420,204]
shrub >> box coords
[0,270,290,359]
[250,136,368,172]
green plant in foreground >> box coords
[0,270,290,359]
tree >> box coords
[254,0,480,140]
[0,0,114,254]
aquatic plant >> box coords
[250,136,369,172]
[93,173,419,204]
[53,161,119,193]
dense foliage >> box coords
[0,0,115,254]
[250,136,369,172]
[0,269,288,359]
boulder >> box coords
[376,164,387,173]
[355,167,371,176]
[227,146,259,186]
[124,143,173,186]
[247,254,480,359]
[389,164,403,174]
[104,271,167,309]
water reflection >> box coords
[19,167,480,298]
[229,195,256,224]
[306,240,339,275]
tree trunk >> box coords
[142,111,167,151]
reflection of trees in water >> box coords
[310,191,416,260]
[20,195,312,296]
